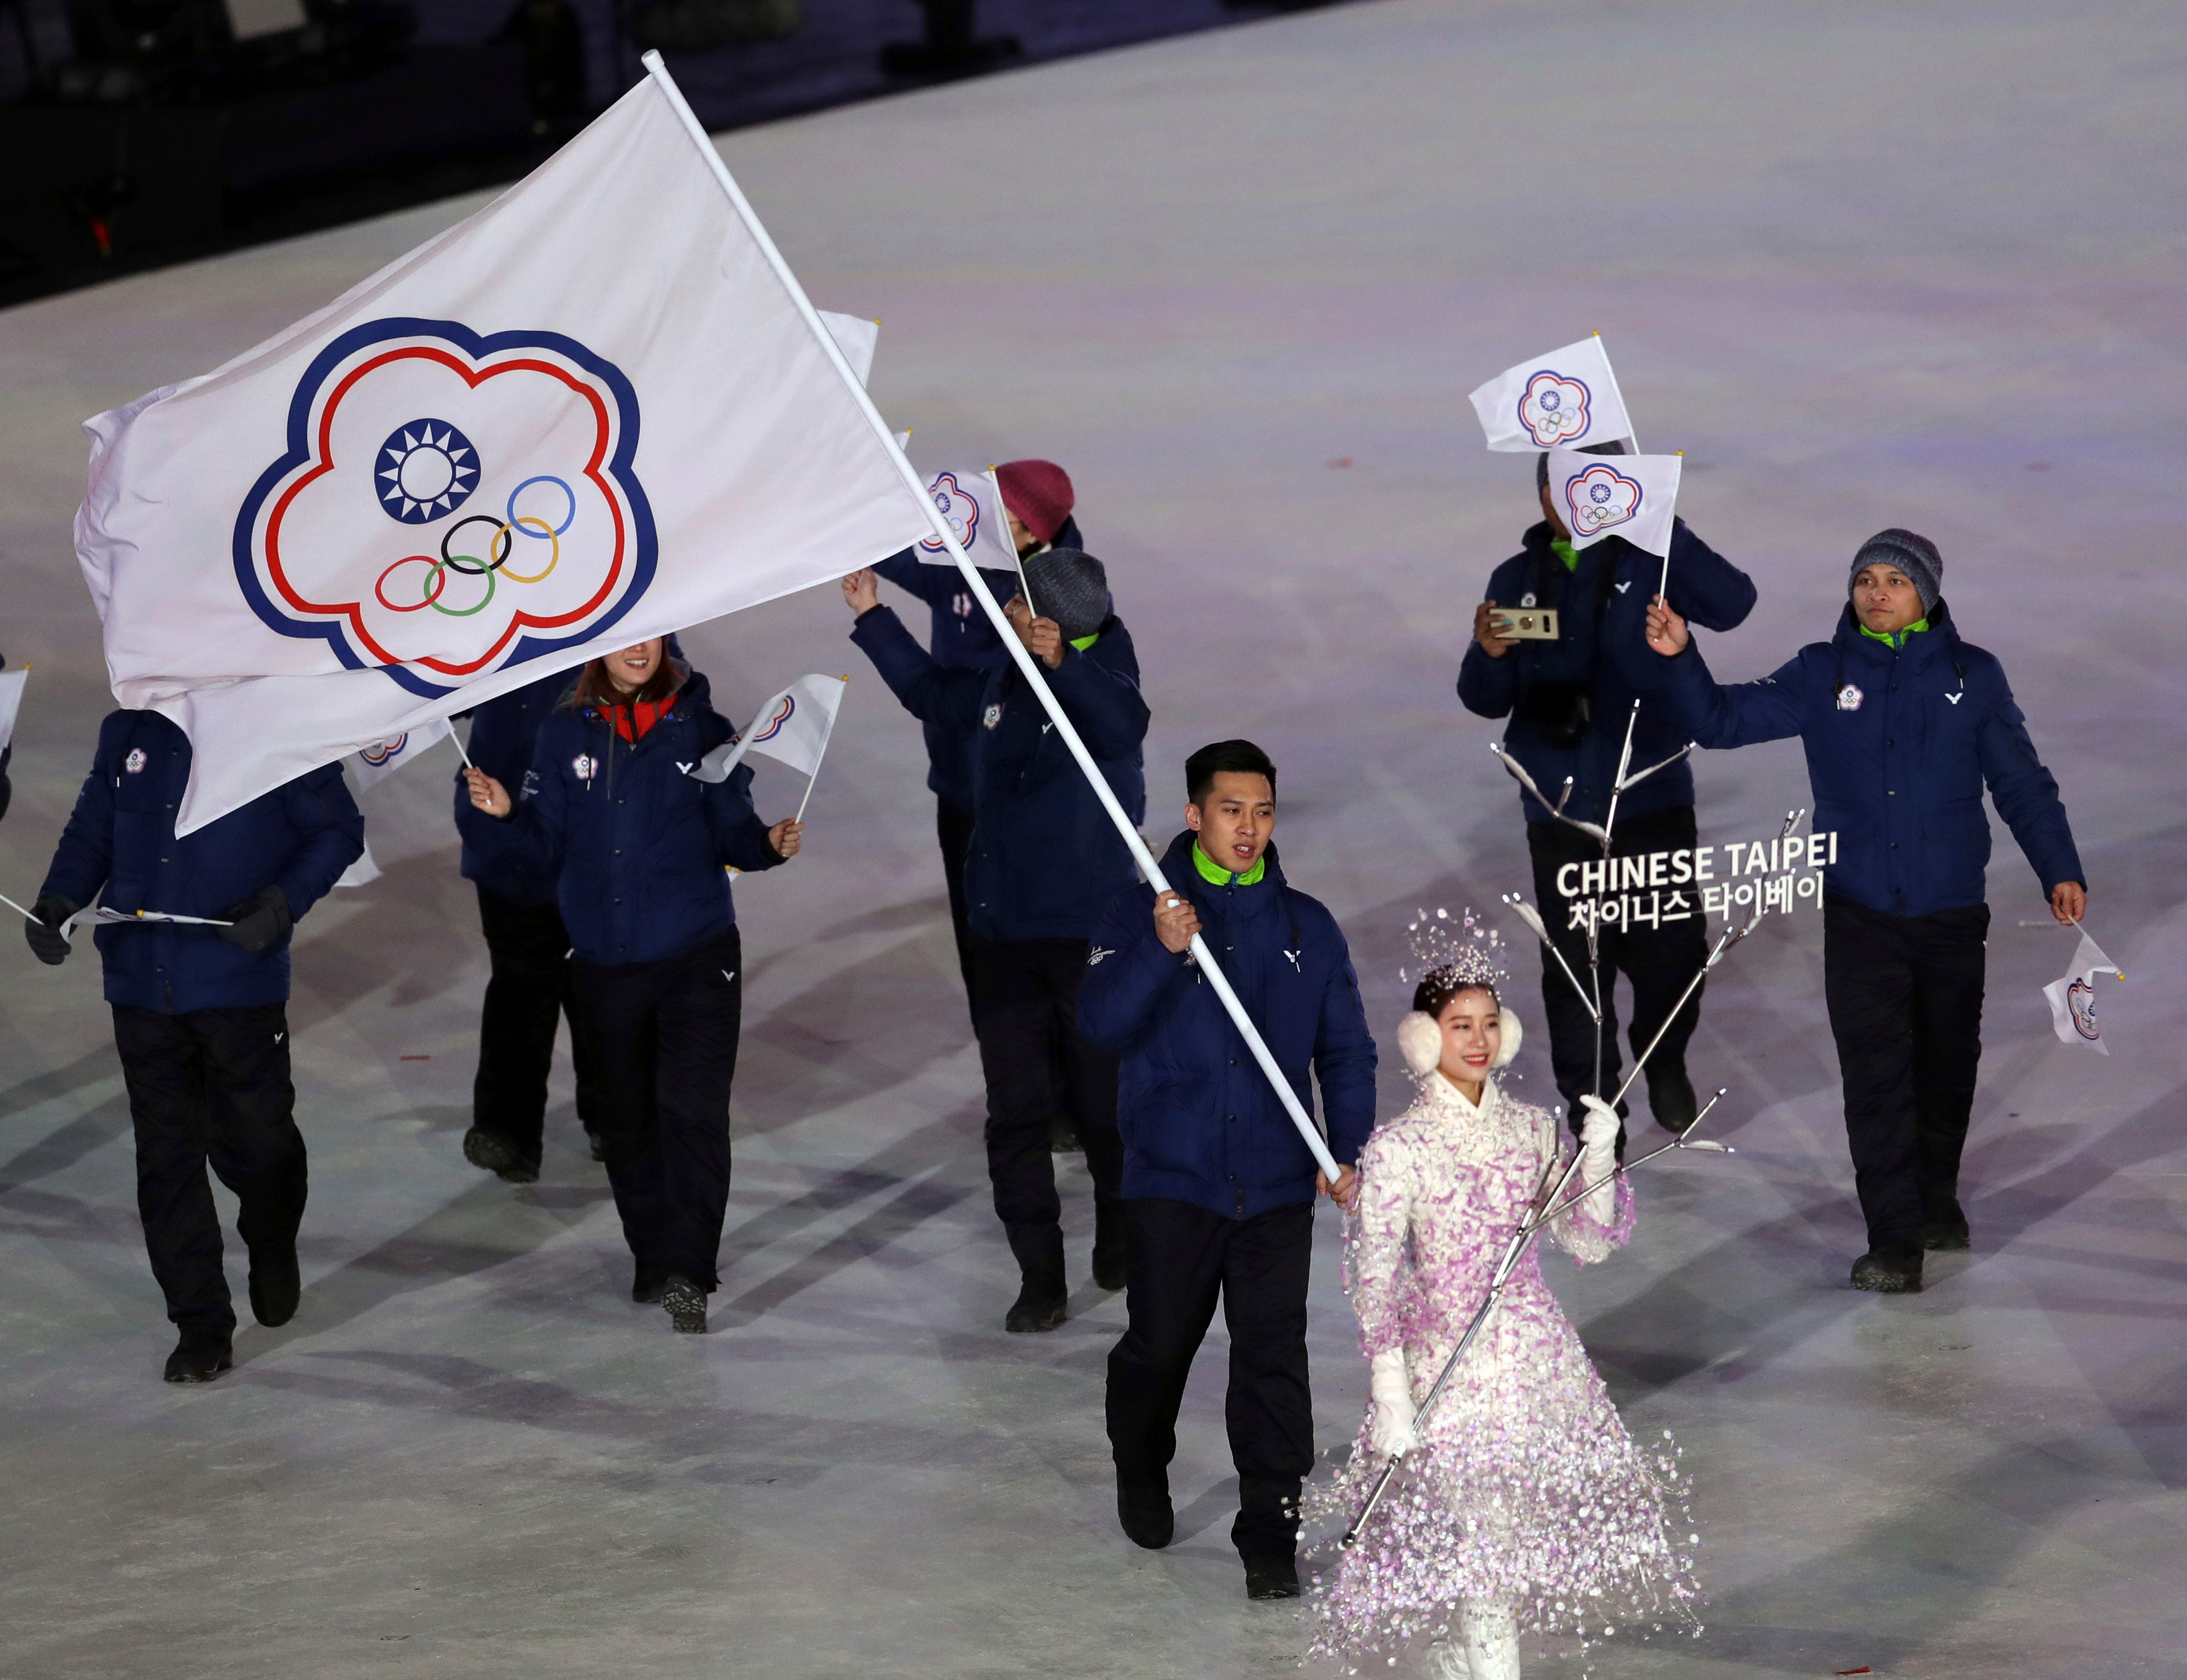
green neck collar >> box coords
[1068,630,1100,652]
[1858,615,1929,651]
[1549,536,1578,572]
[1192,841,1266,887]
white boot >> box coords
[1424,1635,1469,1679]
[1459,1601,1520,1680]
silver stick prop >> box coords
[1500,893,1599,1022]
[1490,745,1607,846]
[1604,905,1762,1113]
[1339,1092,1733,1549]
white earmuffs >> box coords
[1396,1006,1524,1077]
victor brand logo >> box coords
[1518,370,1591,447]
[917,471,984,557]
[233,318,657,699]
[1564,463,1642,538]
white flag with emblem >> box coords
[1545,449,1682,558]
[1468,334,1635,453]
[0,667,25,753]
[688,673,845,783]
[74,69,933,836]
[912,466,1018,572]
[347,716,453,789]
[2042,928,2124,1055]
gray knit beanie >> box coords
[1021,547,1111,642]
[1850,529,1943,615]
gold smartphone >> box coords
[1490,607,1559,641]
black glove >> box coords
[25,894,76,966]
[219,884,293,954]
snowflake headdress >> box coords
[1396,907,1522,1077]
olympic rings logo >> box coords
[373,476,577,619]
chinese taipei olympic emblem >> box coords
[1564,462,1643,538]
[233,317,658,699]
[1519,370,1591,447]
[358,734,408,766]
[917,471,984,556]
[2067,976,2101,1041]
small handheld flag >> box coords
[2042,925,2124,1055]
[348,718,453,789]
[1545,449,1682,560]
[1469,334,1637,454]
[688,673,847,793]
[913,466,1019,575]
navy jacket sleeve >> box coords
[272,763,365,917]
[1044,637,1149,759]
[1656,519,1756,634]
[1077,888,1184,1054]
[1974,666,2084,892]
[1310,927,1377,1167]
[1652,641,1807,750]
[873,548,956,606]
[489,730,572,877]
[39,720,121,908]
[850,605,989,733]
[704,767,786,874]
[1456,556,1526,719]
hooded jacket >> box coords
[486,667,784,966]
[1645,600,2082,918]
[452,667,579,908]
[39,709,364,1012]
[1077,831,1378,1219]
[1457,518,1756,826]
[850,601,1146,945]
[871,513,1084,810]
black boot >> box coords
[1850,1250,1923,1293]
[248,1241,300,1329]
[1646,1062,1698,1133]
[1091,1201,1127,1292]
[1242,1553,1300,1600]
[1116,1474,1173,1548]
[660,1274,708,1333]
[632,1269,666,1305]
[1003,1222,1067,1331]
[462,1126,540,1185]
[163,1325,234,1383]
[1922,1195,1970,1251]
[1004,1278,1067,1333]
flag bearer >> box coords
[1078,740,1376,1603]
[22,711,363,1382]
[1458,445,1757,1142]
[843,547,1144,1331]
[465,638,803,1334]
[1644,531,2085,1292]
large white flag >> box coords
[913,466,1019,573]
[0,667,24,753]
[2042,929,2124,1055]
[1468,334,1635,453]
[76,73,931,835]
[1546,449,1682,558]
[348,717,453,789]
[819,313,879,387]
[689,673,845,783]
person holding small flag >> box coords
[463,637,803,1333]
[21,710,364,1382]
[1459,445,1757,1140]
[1643,530,2086,1291]
[842,546,1144,1333]
[451,669,607,1185]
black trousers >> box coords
[968,935,1123,1290]
[576,927,742,1291]
[473,886,601,1162]
[111,1003,308,1335]
[1529,804,1711,1130]
[935,798,978,999]
[1823,895,1988,1259]
[1107,1197,1315,1561]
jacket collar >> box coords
[1160,828,1287,898]
[1832,598,1958,667]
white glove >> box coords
[1368,1348,1418,1458]
[1576,1095,1620,1222]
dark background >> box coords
[0,0,1340,306]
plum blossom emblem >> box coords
[1518,369,1592,447]
[1564,462,1643,538]
[916,471,984,556]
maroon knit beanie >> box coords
[994,459,1074,546]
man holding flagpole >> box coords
[843,548,1145,1332]
[1644,530,2086,1292]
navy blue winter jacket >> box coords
[1078,832,1378,1219]
[871,513,1084,810]
[1647,601,2084,918]
[849,600,1146,944]
[39,710,364,1013]
[1458,519,1756,825]
[486,668,785,966]
[453,667,577,908]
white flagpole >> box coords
[791,678,847,825]
[1,889,38,922]
[643,53,1342,1181]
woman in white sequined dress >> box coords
[1310,947,1699,1677]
